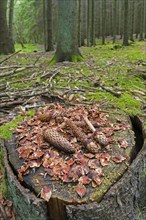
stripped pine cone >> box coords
[66,119,99,154]
[43,128,76,154]
[94,132,108,146]
[37,111,66,122]
[37,113,52,122]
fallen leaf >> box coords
[40,186,52,202]
[118,139,128,148]
[75,183,87,198]
[99,153,111,166]
[112,154,126,163]
[78,175,91,185]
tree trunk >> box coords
[101,0,106,45]
[112,0,117,44]
[95,0,101,39]
[87,0,91,47]
[123,0,129,46]
[78,0,81,47]
[129,0,134,42]
[51,0,82,63]
[80,0,87,46]
[139,0,144,41]
[44,0,54,51]
[0,0,14,54]
[8,0,15,53]
[90,0,95,46]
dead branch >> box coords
[94,82,121,97]
[0,100,25,108]
[0,65,36,70]
[49,71,60,88]
[0,50,21,65]
[0,67,34,78]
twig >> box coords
[0,50,21,65]
[0,67,26,78]
[49,71,60,88]
[0,64,36,70]
[83,116,96,132]
[94,82,121,97]
[83,116,108,146]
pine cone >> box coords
[43,128,76,154]
[37,111,66,122]
[94,132,108,146]
[66,119,99,154]
[37,113,52,122]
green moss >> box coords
[0,110,35,139]
[0,115,23,139]
[15,44,39,53]
[49,54,58,65]
[71,54,83,62]
[11,82,33,89]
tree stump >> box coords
[2,104,146,220]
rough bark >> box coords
[101,0,106,45]
[129,0,134,42]
[0,0,14,54]
[123,0,129,46]
[1,141,49,220]
[44,0,54,51]
[91,0,95,46]
[112,0,117,44]
[139,0,144,41]
[80,0,87,46]
[8,0,15,53]
[51,0,82,63]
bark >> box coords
[44,0,54,51]
[78,0,81,47]
[129,0,134,41]
[123,0,129,46]
[95,0,101,39]
[80,0,87,46]
[91,0,95,46]
[101,0,106,45]
[87,0,91,47]
[112,0,117,44]
[0,0,14,54]
[1,140,49,220]
[51,0,82,63]
[139,0,144,41]
[8,0,15,53]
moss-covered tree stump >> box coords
[2,104,146,220]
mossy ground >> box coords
[0,40,146,197]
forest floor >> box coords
[0,40,146,219]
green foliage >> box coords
[14,0,44,44]
[15,44,39,53]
